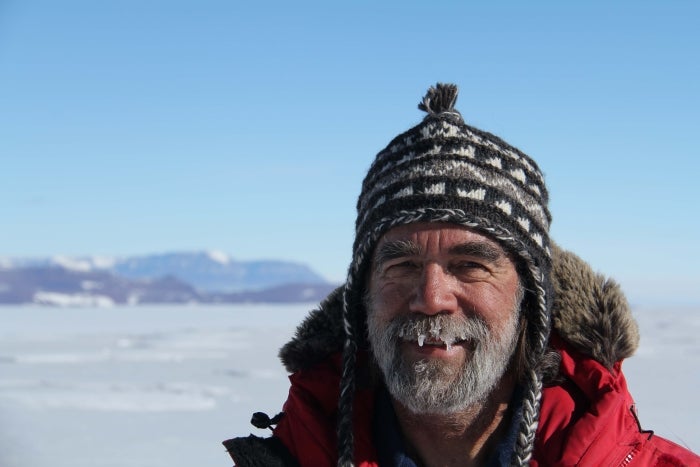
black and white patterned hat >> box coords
[337,83,553,466]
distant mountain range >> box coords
[0,252,337,306]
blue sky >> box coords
[1,1,698,304]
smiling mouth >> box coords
[402,334,469,352]
[395,319,477,352]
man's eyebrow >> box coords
[449,242,505,263]
[372,240,422,269]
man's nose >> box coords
[409,263,459,315]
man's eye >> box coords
[385,260,419,273]
[452,261,487,272]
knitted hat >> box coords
[337,83,553,467]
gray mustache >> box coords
[387,313,489,346]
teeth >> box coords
[428,321,441,339]
[408,331,465,349]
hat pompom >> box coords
[418,83,459,115]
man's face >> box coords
[366,222,523,415]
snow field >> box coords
[0,304,697,466]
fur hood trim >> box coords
[279,244,639,373]
[549,244,639,369]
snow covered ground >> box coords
[0,304,697,467]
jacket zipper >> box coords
[617,405,652,466]
[618,446,639,467]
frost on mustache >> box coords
[398,317,468,351]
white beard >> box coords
[367,301,521,415]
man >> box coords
[223,84,698,466]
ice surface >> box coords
[0,304,309,467]
[0,304,697,467]
[33,291,116,307]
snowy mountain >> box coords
[112,251,326,292]
[0,252,335,306]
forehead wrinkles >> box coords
[372,235,509,270]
